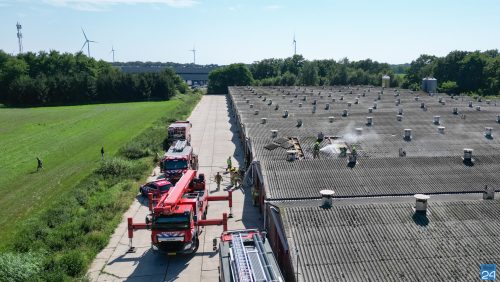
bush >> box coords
[95,158,146,180]
[0,252,43,282]
[119,143,151,159]
[58,250,86,277]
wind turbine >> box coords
[80,28,97,57]
[292,33,297,55]
[189,45,196,64]
[110,45,116,62]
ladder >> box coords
[289,137,304,159]
[173,140,187,152]
[231,233,254,282]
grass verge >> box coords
[0,92,202,281]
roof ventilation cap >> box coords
[414,194,430,213]
[397,115,403,121]
[438,126,445,134]
[485,127,493,138]
[261,118,267,124]
[282,110,288,118]
[483,185,495,200]
[254,110,259,115]
[373,102,378,109]
[463,148,474,164]
[469,101,473,107]
[404,129,412,141]
[366,117,373,126]
[368,107,373,113]
[320,190,335,208]
[297,119,302,127]
[476,105,481,111]
[286,150,297,162]
[328,116,335,123]
[325,103,330,110]
[342,109,348,117]
[312,105,316,113]
[271,130,278,138]
[433,116,440,125]
[453,107,458,114]
[249,104,254,108]
[414,96,419,101]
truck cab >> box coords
[161,140,198,183]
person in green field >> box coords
[101,146,105,160]
[313,141,320,159]
[36,157,43,171]
[226,156,232,171]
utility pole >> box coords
[16,22,23,54]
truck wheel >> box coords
[192,237,199,253]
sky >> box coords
[0,0,499,65]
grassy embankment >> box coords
[0,92,201,281]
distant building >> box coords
[422,77,438,93]
[114,64,220,87]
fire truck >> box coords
[160,140,198,183]
[168,121,192,145]
[127,170,233,255]
[215,229,284,282]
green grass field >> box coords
[0,100,187,247]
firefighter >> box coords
[36,157,43,171]
[351,145,357,156]
[214,172,223,191]
[234,169,242,188]
[101,146,105,160]
[226,156,232,171]
[313,141,320,159]
[229,168,237,187]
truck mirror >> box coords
[213,238,217,251]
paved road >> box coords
[88,95,262,281]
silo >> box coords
[422,77,437,93]
[382,75,390,88]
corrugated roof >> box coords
[278,197,500,282]
[229,86,500,200]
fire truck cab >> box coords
[161,140,198,183]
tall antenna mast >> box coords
[16,22,23,54]
[110,46,116,62]
[189,45,196,64]
[293,33,297,56]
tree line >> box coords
[0,50,189,106]
[208,50,499,96]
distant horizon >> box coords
[1,0,499,65]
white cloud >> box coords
[42,0,199,11]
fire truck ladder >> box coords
[231,233,254,282]
[173,140,187,152]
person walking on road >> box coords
[101,146,105,160]
[214,172,223,191]
[226,156,232,171]
[36,157,43,171]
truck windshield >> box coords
[169,128,185,139]
[165,159,188,170]
[153,215,189,230]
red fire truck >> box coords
[127,170,233,255]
